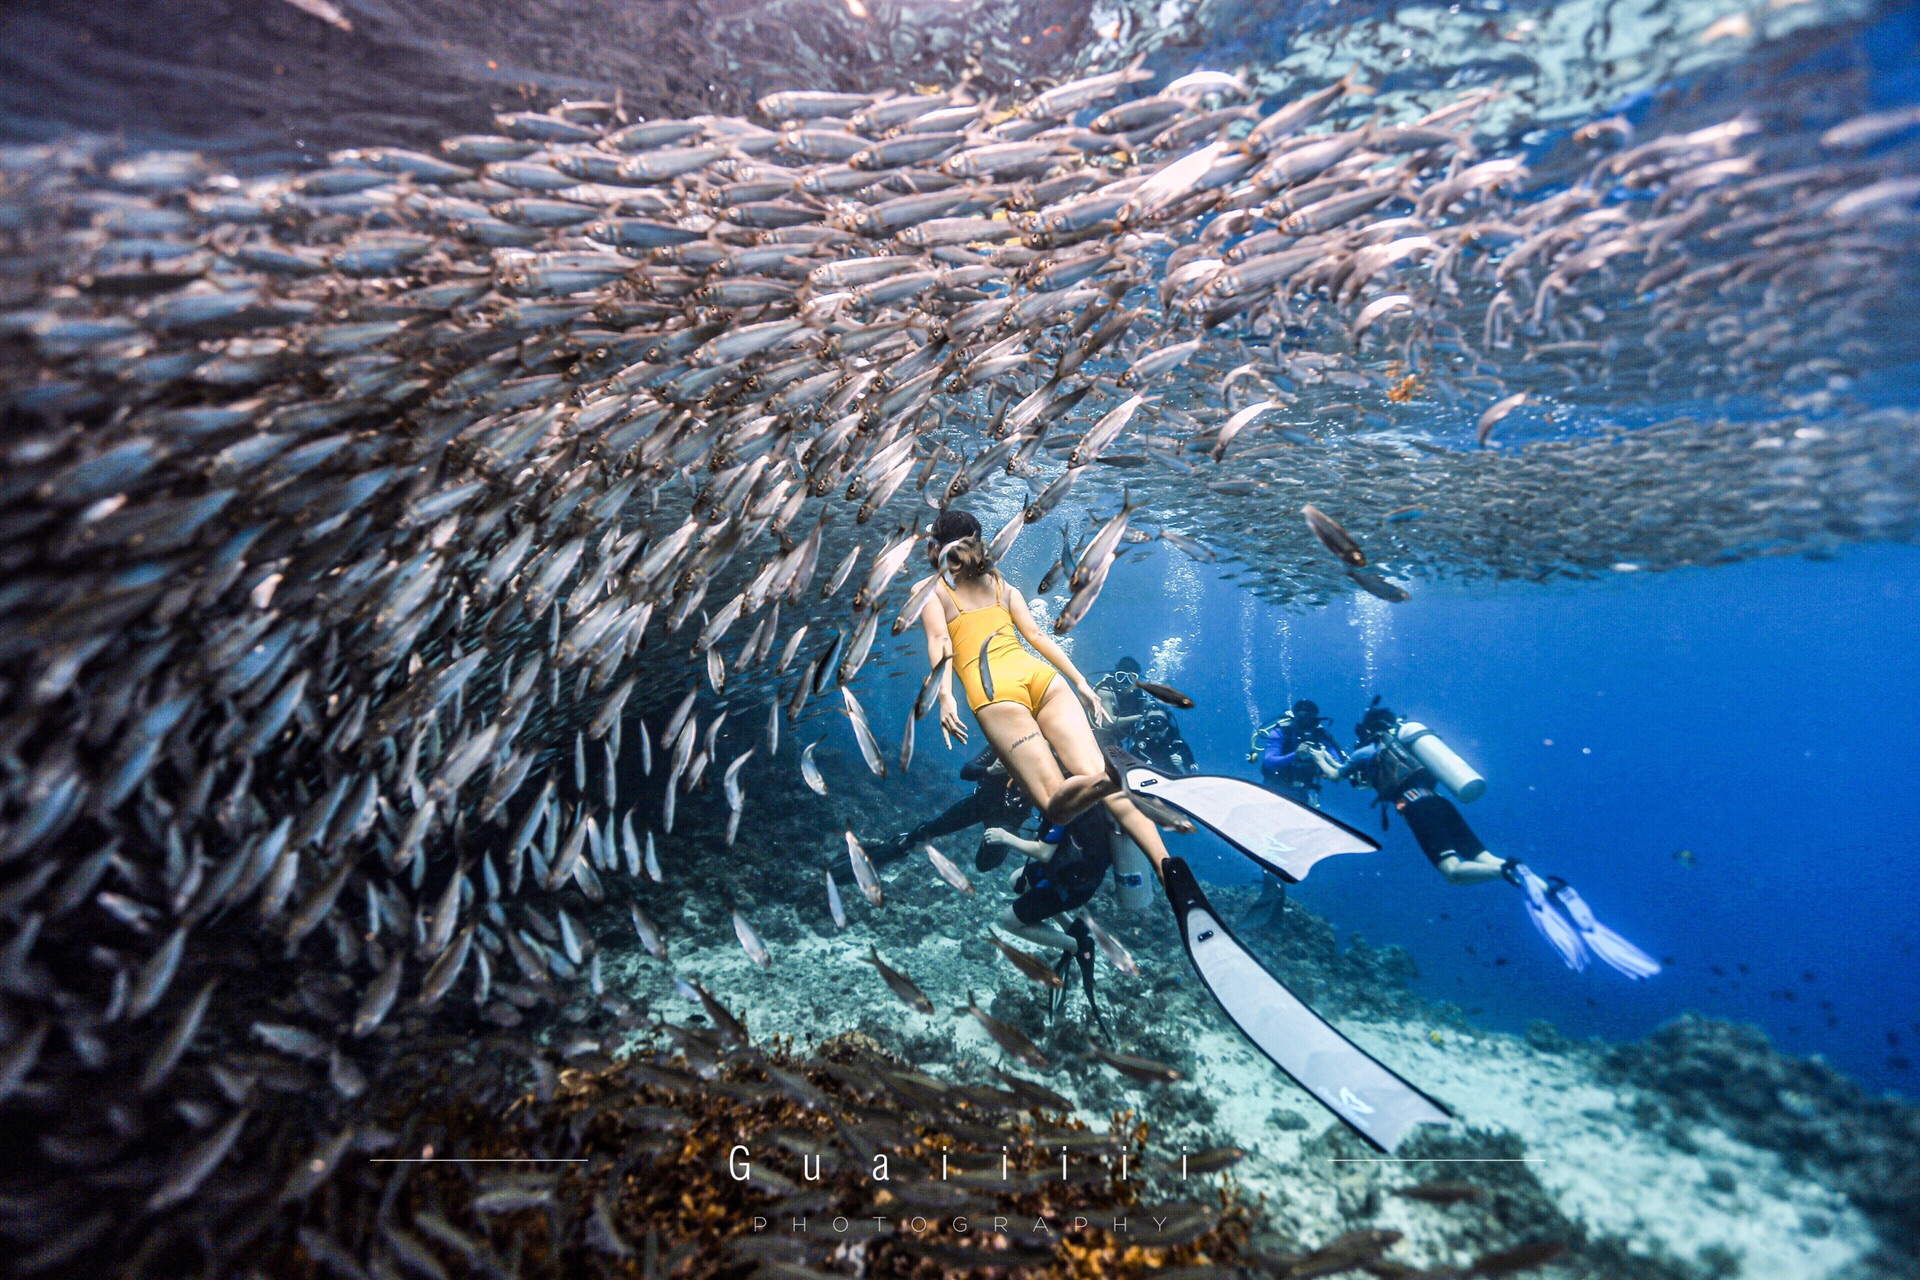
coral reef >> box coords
[1607,1015,1920,1274]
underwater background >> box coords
[2,0,1919,1277]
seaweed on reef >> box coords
[245,1031,1270,1280]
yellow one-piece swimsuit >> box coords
[943,576,1056,715]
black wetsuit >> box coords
[1010,808,1113,925]
[1341,738,1486,866]
[862,747,1035,876]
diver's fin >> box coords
[1069,919,1108,1039]
[1237,872,1288,932]
[1546,878,1661,979]
[1105,744,1378,882]
[1048,950,1073,1018]
[1160,855,1451,1153]
[1510,864,1587,971]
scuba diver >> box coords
[1130,704,1196,775]
[1338,698,1662,979]
[1092,657,1151,726]
[1251,699,1346,806]
[862,746,1036,874]
[1240,699,1345,929]
[981,805,1114,1033]
[1094,659,1197,775]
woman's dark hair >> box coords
[930,508,993,581]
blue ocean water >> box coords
[850,532,1920,1098]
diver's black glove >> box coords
[869,832,914,866]
[1500,857,1524,886]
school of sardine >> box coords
[0,37,1916,1275]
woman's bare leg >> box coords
[1023,680,1121,825]
[1035,680,1174,828]
[975,702,1070,814]
[976,698,1114,824]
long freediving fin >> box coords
[1105,744,1378,882]
[1546,877,1661,979]
[1159,855,1452,1153]
[1507,862,1587,971]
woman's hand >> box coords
[1077,680,1113,727]
[940,693,969,744]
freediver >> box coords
[913,509,1173,872]
[1338,698,1662,978]
[912,509,1177,1031]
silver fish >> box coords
[864,947,934,1013]
[733,909,771,967]
[801,739,828,795]
[1079,911,1139,977]
[925,845,973,894]
[629,904,668,960]
[914,654,952,720]
[351,952,404,1037]
[1302,503,1367,567]
[418,925,474,1008]
[825,867,847,929]
[840,684,887,778]
[845,830,883,907]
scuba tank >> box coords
[1110,828,1155,911]
[1395,722,1486,802]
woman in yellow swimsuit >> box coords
[915,509,1173,875]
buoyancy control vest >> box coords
[1368,731,1434,800]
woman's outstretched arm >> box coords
[916,576,968,744]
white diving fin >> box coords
[1161,856,1452,1153]
[1510,862,1588,971]
[1106,744,1378,883]
[1547,878,1661,979]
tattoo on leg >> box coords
[1007,731,1042,751]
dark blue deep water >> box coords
[851,529,1920,1098]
